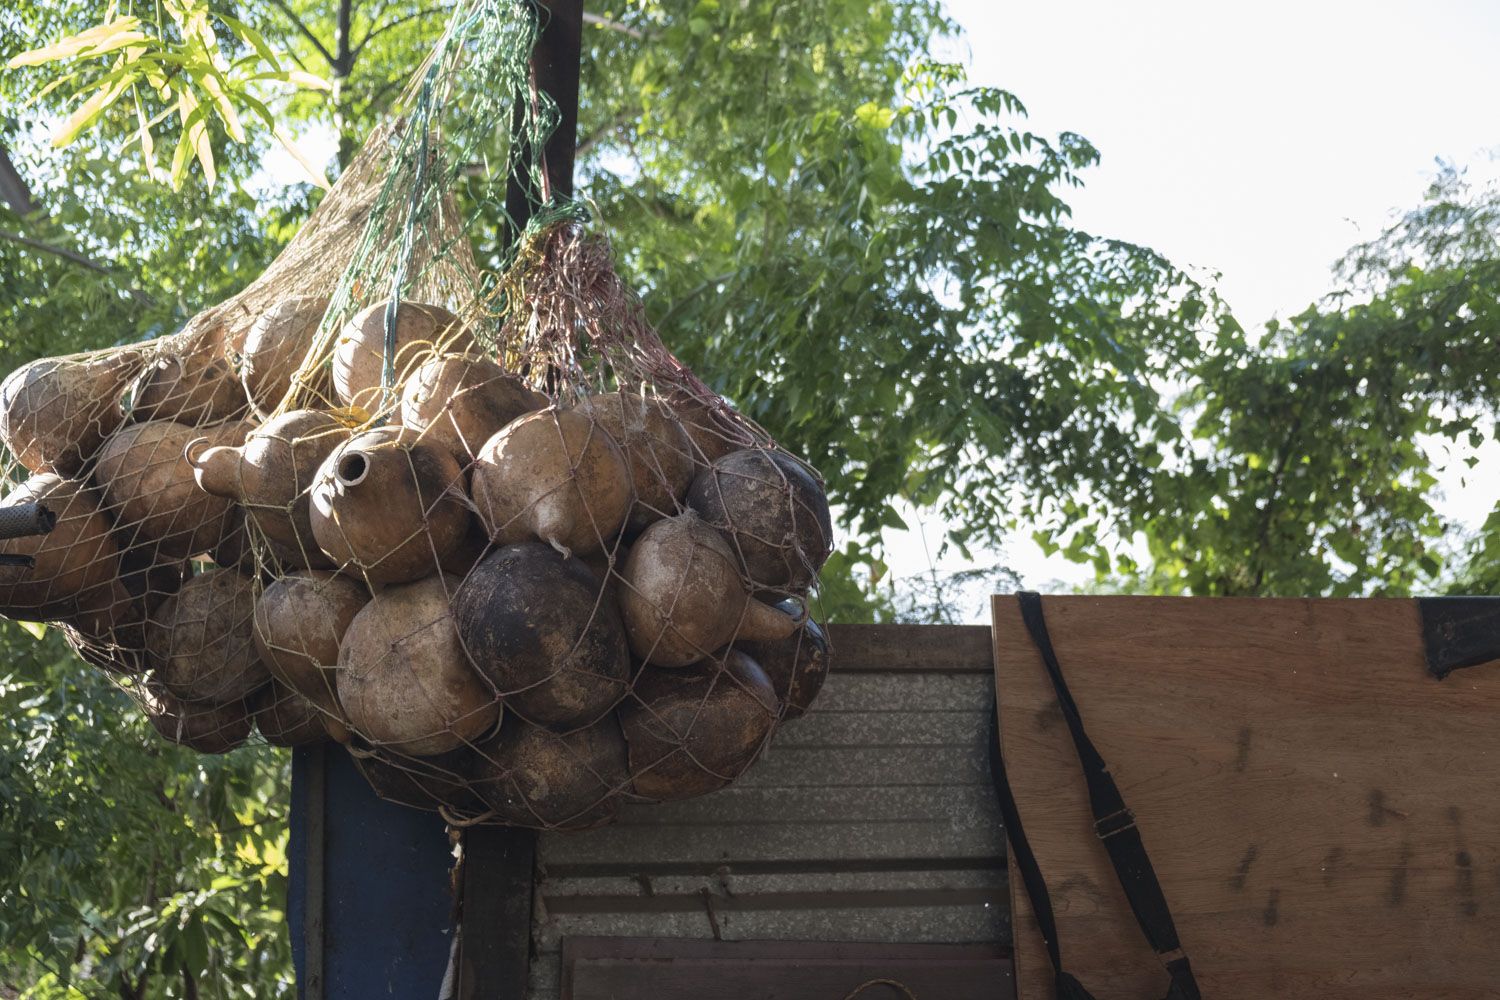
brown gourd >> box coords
[336,575,499,756]
[0,350,144,475]
[469,714,632,830]
[146,568,271,704]
[734,603,831,720]
[685,448,833,593]
[96,419,250,560]
[620,649,779,801]
[575,391,695,534]
[0,474,120,618]
[189,408,348,566]
[453,543,631,730]
[470,408,633,557]
[142,683,253,754]
[400,354,544,462]
[239,296,329,412]
[309,426,470,583]
[252,680,332,747]
[618,513,799,668]
[667,393,754,465]
[332,301,473,411]
[130,351,246,425]
[253,570,365,735]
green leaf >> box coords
[16,621,46,640]
[216,14,282,71]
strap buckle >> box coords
[1094,808,1137,841]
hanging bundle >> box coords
[0,0,833,831]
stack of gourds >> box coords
[0,289,832,830]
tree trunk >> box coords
[0,142,40,218]
[334,0,357,166]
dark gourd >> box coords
[143,683,253,754]
[252,680,332,747]
[620,649,778,801]
[469,714,631,830]
[454,543,630,729]
[686,448,832,593]
[351,745,487,815]
[735,603,830,720]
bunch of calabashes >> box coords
[0,295,833,830]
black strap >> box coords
[990,592,1201,1000]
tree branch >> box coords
[583,12,645,40]
[265,0,336,67]
[353,5,446,57]
[576,108,638,158]
[0,229,153,306]
[0,143,41,218]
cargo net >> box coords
[0,0,831,830]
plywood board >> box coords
[991,595,1500,1000]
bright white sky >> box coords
[881,0,1500,614]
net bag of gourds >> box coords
[0,0,832,831]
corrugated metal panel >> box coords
[529,670,1006,1000]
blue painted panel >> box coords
[290,745,454,999]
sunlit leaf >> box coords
[272,125,330,190]
[7,16,143,68]
[53,75,132,148]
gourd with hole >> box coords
[309,426,470,583]
[618,513,798,667]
